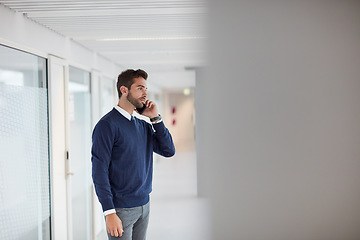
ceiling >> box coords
[0,0,207,76]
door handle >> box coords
[65,150,74,176]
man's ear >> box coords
[120,86,128,96]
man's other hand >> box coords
[106,213,124,237]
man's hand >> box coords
[141,99,159,119]
[106,213,124,237]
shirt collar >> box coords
[114,105,134,121]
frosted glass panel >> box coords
[69,66,92,240]
[101,76,116,116]
[0,45,50,240]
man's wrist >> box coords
[150,114,162,122]
[104,209,116,216]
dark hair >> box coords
[116,69,148,98]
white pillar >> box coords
[48,55,69,240]
[198,1,360,239]
[195,67,212,198]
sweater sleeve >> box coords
[91,120,115,211]
[152,121,176,157]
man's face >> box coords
[127,77,147,108]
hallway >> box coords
[96,151,210,240]
[149,151,210,240]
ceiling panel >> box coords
[1,0,207,77]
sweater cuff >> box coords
[152,120,166,131]
[101,198,115,212]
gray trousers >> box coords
[107,201,150,240]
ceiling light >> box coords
[183,88,191,96]
[97,36,206,41]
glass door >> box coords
[0,45,50,239]
[68,66,92,240]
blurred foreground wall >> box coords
[196,1,360,239]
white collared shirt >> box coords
[114,105,162,124]
[114,105,132,121]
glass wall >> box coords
[101,76,116,116]
[68,66,92,240]
[0,45,50,239]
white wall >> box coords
[0,4,121,76]
[197,1,360,239]
[149,70,195,89]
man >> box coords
[91,69,175,239]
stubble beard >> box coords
[127,92,143,109]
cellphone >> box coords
[136,105,147,115]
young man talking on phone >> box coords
[91,69,175,240]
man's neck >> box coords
[117,98,135,115]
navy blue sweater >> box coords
[91,108,175,211]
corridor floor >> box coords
[147,151,210,240]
